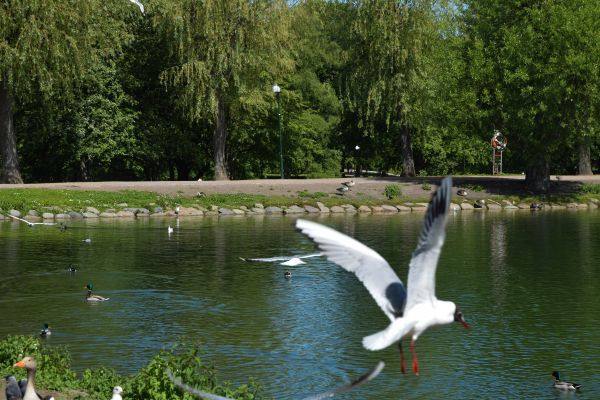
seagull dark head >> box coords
[454,306,470,329]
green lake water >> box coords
[1,211,599,399]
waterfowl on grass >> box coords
[552,371,582,391]
[39,324,51,336]
[110,386,123,400]
[84,283,110,302]
[10,356,55,400]
[336,185,349,195]
[342,180,355,189]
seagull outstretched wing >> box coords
[296,219,406,321]
[406,176,452,310]
[129,0,144,14]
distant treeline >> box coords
[1,0,599,190]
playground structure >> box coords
[491,130,507,175]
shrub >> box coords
[384,184,402,200]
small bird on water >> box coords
[551,371,582,391]
[40,323,51,336]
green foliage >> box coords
[578,184,600,195]
[384,184,402,200]
[298,190,329,199]
[80,367,122,398]
[126,345,260,400]
[421,183,432,191]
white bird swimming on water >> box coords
[296,176,469,375]
[168,225,174,235]
[128,0,144,14]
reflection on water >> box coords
[1,212,600,399]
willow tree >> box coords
[464,0,600,189]
[158,0,292,180]
[341,0,436,176]
[0,0,133,183]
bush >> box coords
[384,184,402,200]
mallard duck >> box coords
[110,386,123,400]
[84,283,110,302]
[284,271,292,279]
[552,371,582,391]
[39,324,51,336]
[11,356,54,400]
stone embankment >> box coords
[1,198,599,222]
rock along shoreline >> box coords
[1,198,599,223]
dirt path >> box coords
[0,175,598,200]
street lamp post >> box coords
[272,84,283,179]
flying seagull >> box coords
[167,361,384,400]
[128,0,144,14]
[7,214,56,227]
[296,176,469,375]
[239,253,321,264]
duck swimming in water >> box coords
[84,283,110,302]
[552,371,582,391]
[39,324,51,336]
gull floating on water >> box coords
[128,0,144,13]
[296,176,469,375]
[167,361,384,400]
[168,225,174,235]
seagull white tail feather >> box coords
[362,318,415,351]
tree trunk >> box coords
[525,160,550,192]
[213,94,229,180]
[578,135,593,175]
[400,124,416,177]
[0,81,23,183]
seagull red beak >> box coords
[460,319,470,329]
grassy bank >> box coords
[0,335,262,400]
[0,183,599,216]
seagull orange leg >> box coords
[398,341,406,374]
[411,339,419,376]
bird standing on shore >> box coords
[342,180,355,190]
[336,185,349,195]
[297,176,469,375]
[9,356,55,400]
